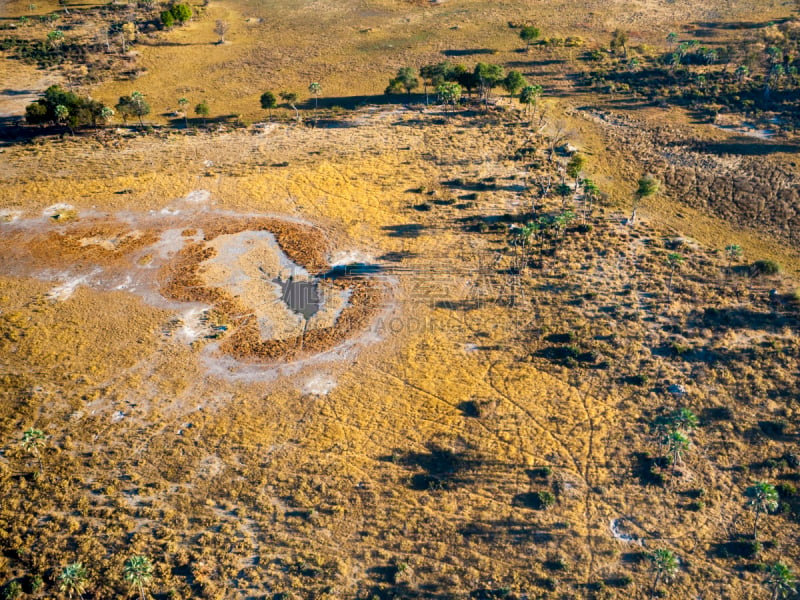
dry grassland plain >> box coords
[2,0,800,599]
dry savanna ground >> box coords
[1,1,800,599]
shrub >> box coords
[25,85,106,129]
[160,9,174,27]
[536,490,556,509]
[752,259,780,276]
[169,3,192,23]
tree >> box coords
[46,29,64,52]
[581,178,599,222]
[766,562,797,600]
[421,62,455,104]
[194,99,210,126]
[120,22,136,53]
[610,28,629,57]
[630,174,659,224]
[124,556,154,600]
[169,3,192,23]
[3,581,22,600]
[130,91,149,127]
[386,67,419,97]
[745,482,779,542]
[520,25,541,48]
[177,96,189,127]
[26,85,105,129]
[308,82,321,109]
[649,548,679,599]
[666,32,678,49]
[59,563,88,599]
[519,84,543,119]
[502,70,527,98]
[724,243,743,274]
[54,104,70,128]
[160,9,174,28]
[664,429,689,475]
[436,82,461,114]
[279,91,299,121]
[21,428,46,474]
[566,154,585,191]
[214,19,229,44]
[666,252,684,300]
[260,91,276,121]
[99,106,114,126]
[474,63,505,105]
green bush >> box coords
[169,3,192,23]
[752,259,780,275]
[536,490,556,509]
[160,9,174,27]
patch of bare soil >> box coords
[1,211,386,365]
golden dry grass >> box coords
[2,0,800,598]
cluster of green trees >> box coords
[386,61,541,110]
[160,3,192,28]
[24,85,111,130]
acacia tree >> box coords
[630,174,659,224]
[21,428,46,474]
[502,70,527,98]
[124,556,153,600]
[279,91,299,121]
[386,67,419,97]
[520,25,540,49]
[116,91,150,128]
[474,63,505,106]
[59,563,88,599]
[649,548,679,599]
[766,562,797,600]
[194,99,210,126]
[610,28,629,57]
[745,481,779,542]
[260,91,276,121]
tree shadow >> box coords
[384,440,491,491]
[441,48,498,57]
[382,224,427,238]
[690,137,800,156]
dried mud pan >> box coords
[0,207,387,373]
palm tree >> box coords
[725,244,743,271]
[766,561,797,600]
[519,84,543,120]
[308,82,321,110]
[666,252,684,301]
[649,548,679,599]
[745,482,779,542]
[177,97,189,128]
[664,430,689,476]
[21,428,46,474]
[124,555,154,600]
[59,562,88,599]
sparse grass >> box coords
[2,0,800,598]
